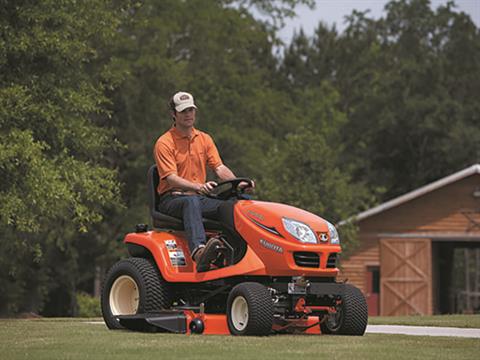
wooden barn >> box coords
[339,164,480,316]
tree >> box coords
[340,0,480,197]
[0,0,124,315]
[258,83,373,253]
[283,0,480,201]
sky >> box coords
[277,0,480,43]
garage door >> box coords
[380,238,432,316]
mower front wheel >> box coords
[226,282,274,336]
[320,284,368,336]
[101,257,172,329]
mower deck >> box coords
[117,311,322,335]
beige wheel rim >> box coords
[231,296,249,331]
[109,275,139,315]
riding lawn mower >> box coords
[100,165,368,336]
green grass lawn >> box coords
[0,318,479,360]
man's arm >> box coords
[214,164,236,181]
[165,174,216,194]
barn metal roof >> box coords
[341,164,480,225]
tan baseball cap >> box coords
[172,91,197,112]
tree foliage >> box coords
[0,0,124,314]
[283,0,480,198]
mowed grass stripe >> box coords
[0,319,479,360]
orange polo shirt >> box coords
[154,127,223,195]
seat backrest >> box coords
[147,164,161,217]
[147,164,184,230]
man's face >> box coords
[174,107,196,128]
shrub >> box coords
[76,292,101,317]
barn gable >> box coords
[360,171,480,236]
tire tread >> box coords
[101,257,171,330]
[321,284,368,336]
[227,282,273,336]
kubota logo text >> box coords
[260,239,283,253]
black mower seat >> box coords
[148,165,223,231]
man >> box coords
[153,91,250,271]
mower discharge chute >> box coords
[101,165,368,336]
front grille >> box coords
[293,252,320,268]
[326,253,338,268]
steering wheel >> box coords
[207,178,254,200]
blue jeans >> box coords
[158,194,225,253]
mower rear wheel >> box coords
[226,282,273,336]
[320,284,368,336]
[101,257,172,329]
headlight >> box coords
[327,221,340,244]
[282,218,317,244]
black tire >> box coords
[101,257,172,330]
[226,282,274,336]
[320,284,368,336]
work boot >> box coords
[192,245,205,263]
[195,238,223,272]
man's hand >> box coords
[197,181,218,195]
[238,180,255,193]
